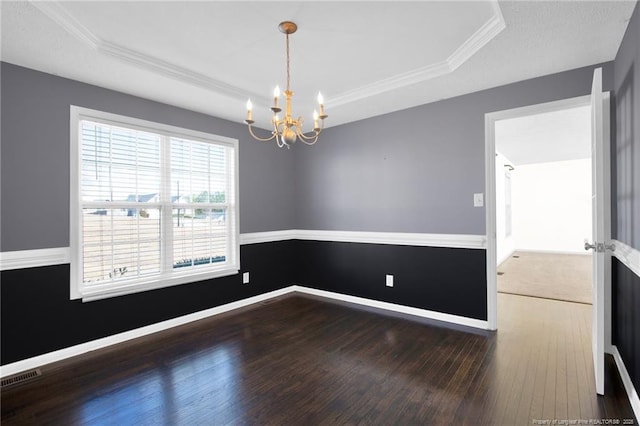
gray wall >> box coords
[613,2,640,250]
[0,61,619,248]
[294,63,614,234]
[0,63,296,252]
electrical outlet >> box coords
[386,274,394,287]
[242,272,250,284]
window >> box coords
[70,106,239,301]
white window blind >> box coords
[70,106,239,301]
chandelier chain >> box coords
[285,33,291,92]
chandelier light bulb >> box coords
[274,86,281,98]
[245,99,253,122]
[317,92,324,105]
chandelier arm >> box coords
[247,124,278,142]
[298,134,319,145]
[296,129,319,141]
[295,127,320,145]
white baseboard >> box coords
[0,285,488,378]
[0,287,295,378]
[497,249,516,267]
[292,286,489,330]
[611,345,640,421]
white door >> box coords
[587,67,609,396]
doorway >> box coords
[494,105,593,305]
[484,82,613,396]
[485,94,597,331]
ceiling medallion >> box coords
[245,21,327,148]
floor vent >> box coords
[512,255,520,258]
[260,298,279,305]
[1,369,42,389]
[497,272,505,276]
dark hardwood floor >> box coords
[1,292,636,425]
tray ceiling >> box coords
[1,1,636,128]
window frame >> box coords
[70,106,240,301]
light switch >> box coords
[243,272,250,284]
[474,193,484,207]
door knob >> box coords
[584,241,615,252]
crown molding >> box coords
[29,1,268,105]
[328,1,505,108]
[30,1,504,113]
[447,1,506,71]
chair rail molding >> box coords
[0,248,71,271]
[1,231,486,271]
[612,239,640,279]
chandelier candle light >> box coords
[245,21,327,148]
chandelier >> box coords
[244,21,327,148]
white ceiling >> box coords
[495,105,591,166]
[1,1,636,129]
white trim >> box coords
[239,230,298,245]
[69,105,240,302]
[612,239,640,279]
[31,1,503,111]
[0,284,488,378]
[511,249,592,256]
[292,229,486,249]
[0,248,71,271]
[293,286,489,330]
[328,2,505,108]
[2,231,487,271]
[496,249,516,268]
[30,1,264,104]
[0,287,295,378]
[447,2,506,71]
[485,110,498,331]
[611,345,640,422]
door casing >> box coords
[484,93,612,360]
